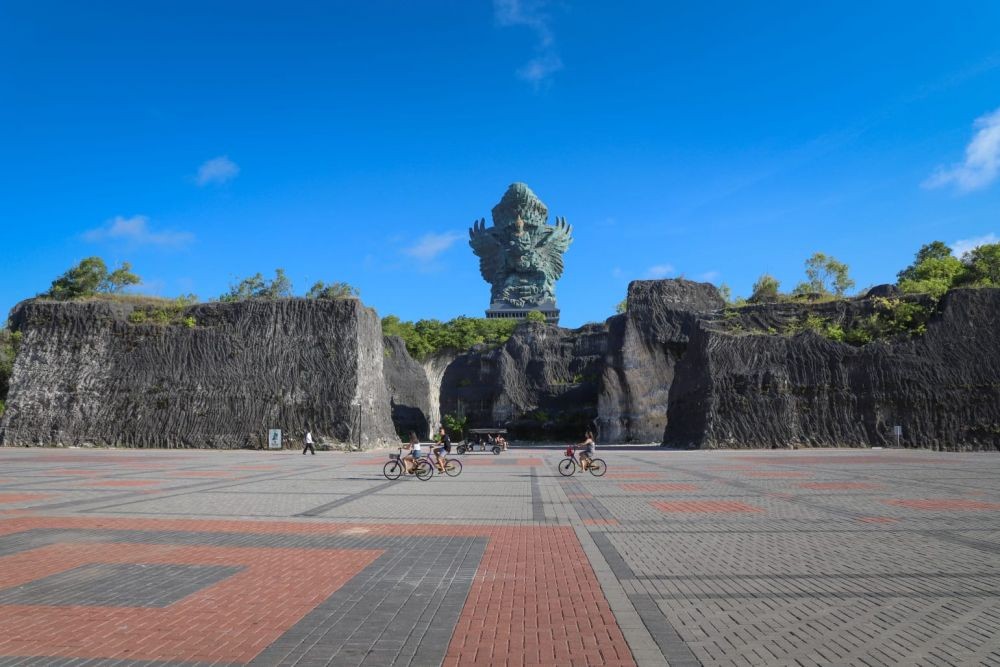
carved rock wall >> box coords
[0,299,397,449]
[666,288,1000,451]
[5,281,996,451]
[439,323,606,439]
[598,280,724,442]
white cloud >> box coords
[645,264,675,279]
[924,107,1000,192]
[195,155,240,186]
[82,215,194,248]
[494,0,562,87]
[952,233,999,257]
[517,53,563,86]
[402,232,463,262]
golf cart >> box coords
[457,428,508,455]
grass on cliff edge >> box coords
[721,294,937,346]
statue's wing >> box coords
[469,218,502,282]
[536,217,573,281]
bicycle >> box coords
[383,449,434,481]
[431,454,463,477]
[557,446,607,477]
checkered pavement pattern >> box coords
[0,446,998,666]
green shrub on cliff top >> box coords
[749,274,781,302]
[382,315,517,360]
[793,252,855,297]
[219,269,293,302]
[42,257,141,300]
[306,281,360,299]
[896,240,1000,297]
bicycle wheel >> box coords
[383,460,402,480]
[444,458,463,477]
[415,459,434,480]
[492,445,501,455]
[558,458,576,476]
[588,458,607,477]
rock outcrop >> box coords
[381,335,431,439]
[599,280,724,442]
[433,281,999,450]
[4,281,997,451]
[381,337,458,440]
[0,298,397,449]
[440,322,607,439]
[667,288,1000,451]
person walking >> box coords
[302,428,316,455]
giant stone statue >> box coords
[469,183,573,323]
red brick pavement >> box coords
[604,472,661,479]
[798,481,880,490]
[620,483,698,492]
[735,455,944,465]
[169,471,241,478]
[0,541,380,663]
[444,525,634,666]
[884,498,1000,511]
[0,494,51,504]
[0,515,636,666]
[83,480,162,488]
[651,500,763,513]
[747,471,812,478]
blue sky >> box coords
[2,1,999,327]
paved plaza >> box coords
[0,446,998,666]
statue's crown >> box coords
[491,182,548,229]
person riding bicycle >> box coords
[431,426,451,472]
[577,430,596,471]
[403,431,422,474]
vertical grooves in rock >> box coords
[0,299,397,449]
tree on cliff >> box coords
[897,240,1000,297]
[793,253,854,297]
[749,274,781,302]
[306,281,360,299]
[961,243,1000,286]
[219,269,293,302]
[897,242,965,298]
[41,257,141,300]
[382,315,517,360]
[897,241,953,283]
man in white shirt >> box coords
[302,429,315,455]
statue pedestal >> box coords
[485,302,559,325]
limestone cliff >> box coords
[4,282,997,451]
[0,298,397,449]
[667,288,1000,451]
[439,322,607,439]
[599,280,724,442]
[433,281,999,450]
